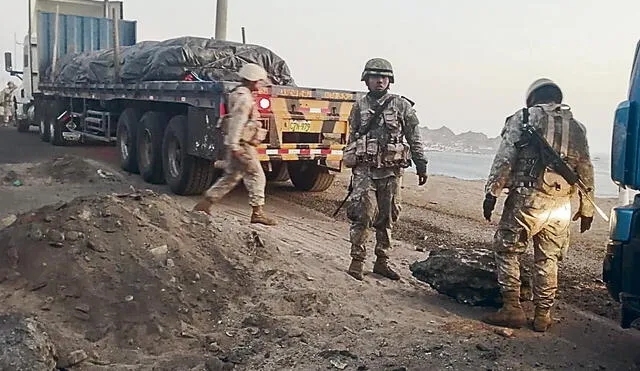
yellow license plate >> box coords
[287,120,311,132]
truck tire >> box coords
[116,108,140,173]
[37,101,50,142]
[49,100,71,146]
[137,111,169,184]
[162,115,220,195]
[288,161,335,192]
[266,161,290,182]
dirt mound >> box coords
[28,155,122,184]
[0,189,277,369]
[0,155,122,188]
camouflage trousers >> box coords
[494,187,571,310]
[1,103,13,123]
[204,144,266,207]
[347,166,402,261]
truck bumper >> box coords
[604,201,640,328]
[255,144,344,162]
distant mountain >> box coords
[419,126,501,154]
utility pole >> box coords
[215,0,228,41]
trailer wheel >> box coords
[288,161,335,192]
[162,115,220,195]
[137,111,169,184]
[37,101,50,142]
[116,108,140,173]
[266,161,290,182]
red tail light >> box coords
[258,96,271,112]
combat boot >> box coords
[482,292,527,329]
[533,307,552,332]
[193,198,214,215]
[347,259,364,281]
[250,205,277,226]
[373,257,400,281]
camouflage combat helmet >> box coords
[361,58,394,83]
[526,78,563,107]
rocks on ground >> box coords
[0,154,122,187]
[0,313,58,371]
[410,247,532,306]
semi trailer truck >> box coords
[5,0,361,195]
[603,40,640,329]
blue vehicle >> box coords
[604,41,640,328]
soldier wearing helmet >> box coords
[343,58,428,281]
[482,78,595,332]
[193,63,277,226]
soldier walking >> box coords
[482,78,595,331]
[1,82,17,126]
[193,63,277,226]
[344,58,428,281]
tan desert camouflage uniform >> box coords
[204,86,267,206]
[485,103,595,310]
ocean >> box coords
[418,151,617,198]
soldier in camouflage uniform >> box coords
[193,63,277,226]
[482,78,595,332]
[344,58,428,281]
[1,81,17,126]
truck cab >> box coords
[604,40,640,328]
[4,0,126,132]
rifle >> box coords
[332,96,393,217]
[519,108,609,222]
[333,177,353,217]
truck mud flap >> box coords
[603,241,623,301]
[186,106,223,161]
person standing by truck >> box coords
[192,63,277,226]
[481,78,595,332]
[343,58,428,281]
[1,81,17,126]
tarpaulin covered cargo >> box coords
[45,36,296,86]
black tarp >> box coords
[45,37,296,86]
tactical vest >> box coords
[351,95,411,169]
[219,86,266,147]
[513,104,578,196]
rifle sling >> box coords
[359,96,394,137]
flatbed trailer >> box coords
[35,80,361,195]
[6,0,363,195]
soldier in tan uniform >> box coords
[344,58,428,281]
[193,63,276,226]
[482,78,595,332]
[1,81,17,126]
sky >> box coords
[1,0,638,154]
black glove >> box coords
[415,161,428,186]
[483,193,497,221]
[572,212,593,233]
